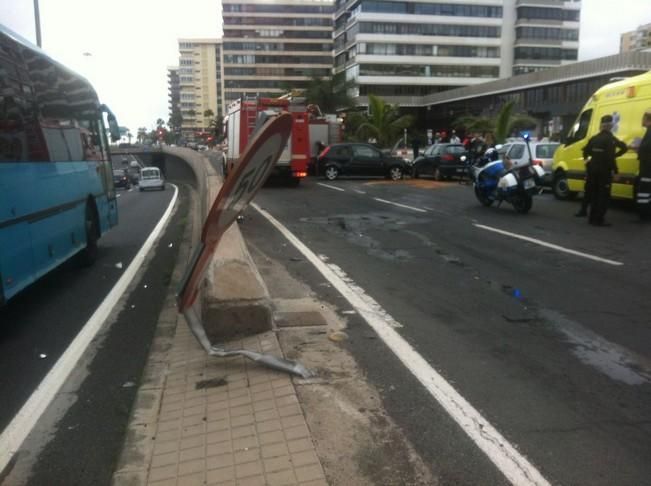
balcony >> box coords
[516,0,566,6]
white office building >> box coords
[334,0,581,102]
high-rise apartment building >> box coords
[334,0,581,101]
[221,0,335,104]
[167,66,181,125]
[176,38,225,137]
[620,23,651,53]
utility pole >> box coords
[34,0,42,47]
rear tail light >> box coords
[318,146,331,158]
[442,154,454,162]
[293,171,307,178]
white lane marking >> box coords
[474,224,623,266]
[373,197,427,213]
[253,203,550,486]
[0,185,179,474]
[353,189,366,194]
[317,182,345,192]
[116,194,121,198]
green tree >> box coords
[137,127,147,144]
[156,118,165,129]
[356,95,413,147]
[168,110,183,132]
[304,74,356,113]
[453,101,538,144]
[203,109,214,118]
[209,116,224,141]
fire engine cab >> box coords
[225,95,310,186]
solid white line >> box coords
[0,184,179,474]
[252,203,550,486]
[473,224,624,266]
[373,197,427,213]
[316,182,345,192]
[353,189,366,194]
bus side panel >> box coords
[0,164,36,301]
[28,161,86,281]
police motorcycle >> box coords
[468,137,545,214]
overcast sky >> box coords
[1,0,650,133]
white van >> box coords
[139,167,165,191]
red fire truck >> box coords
[225,96,310,185]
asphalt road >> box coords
[242,175,651,486]
[0,183,184,485]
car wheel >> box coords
[139,187,144,192]
[324,165,339,181]
[434,167,444,181]
[389,166,403,181]
[412,167,419,178]
[552,171,577,200]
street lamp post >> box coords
[33,0,42,47]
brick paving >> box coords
[113,317,326,486]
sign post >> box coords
[177,113,311,378]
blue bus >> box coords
[0,25,121,305]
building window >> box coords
[517,7,580,22]
[359,23,500,38]
[516,27,579,41]
[223,29,333,39]
[223,42,332,52]
[223,54,332,65]
[224,17,332,27]
[358,64,499,78]
[223,3,333,14]
[514,47,578,61]
[362,43,500,57]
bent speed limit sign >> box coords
[177,113,293,311]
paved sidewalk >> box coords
[113,316,327,486]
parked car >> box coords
[411,143,468,180]
[112,169,131,189]
[501,141,560,185]
[389,138,430,165]
[138,167,165,191]
[317,143,407,181]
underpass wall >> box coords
[110,147,272,339]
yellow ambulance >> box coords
[552,71,651,200]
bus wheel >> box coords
[79,203,99,267]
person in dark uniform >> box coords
[635,109,651,214]
[412,137,421,159]
[582,114,628,226]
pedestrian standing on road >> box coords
[634,109,651,212]
[450,130,461,144]
[412,137,421,159]
[581,114,628,226]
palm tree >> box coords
[453,101,538,144]
[156,118,165,129]
[305,74,355,113]
[356,95,413,147]
[168,111,183,132]
[137,127,147,144]
[203,109,214,119]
